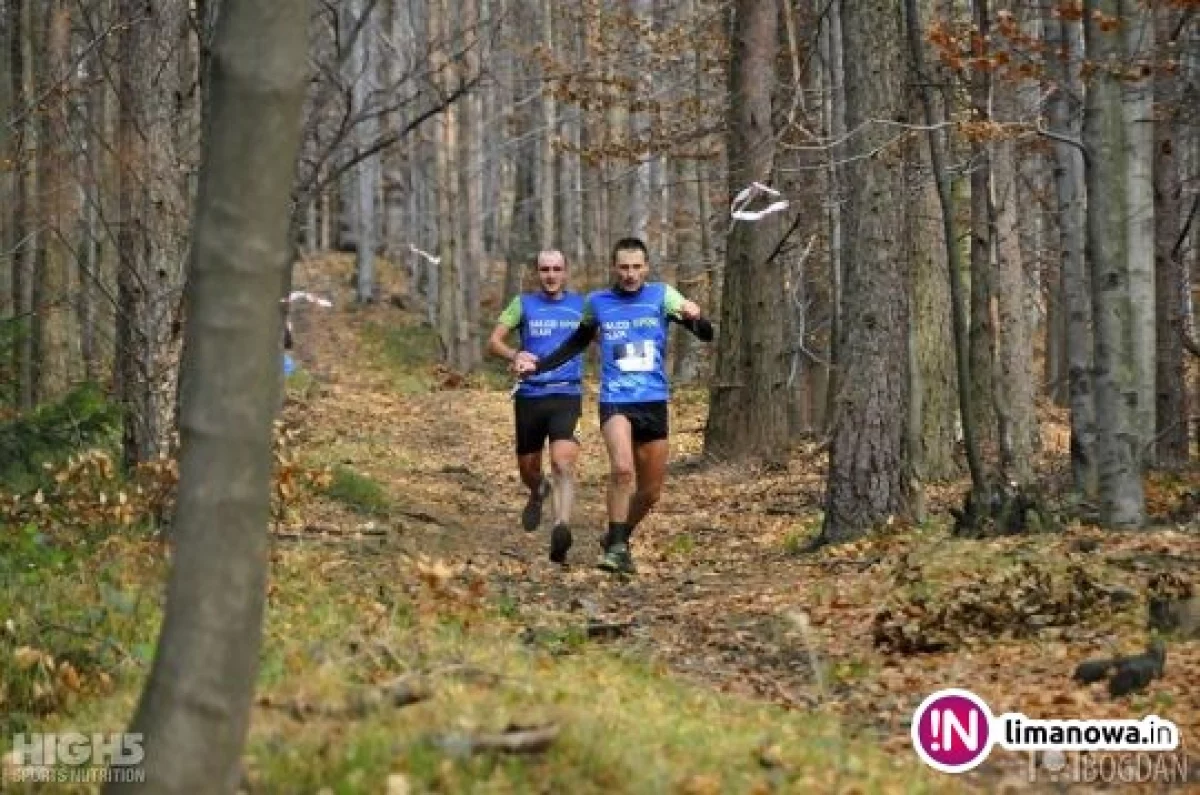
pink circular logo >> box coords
[911,688,995,773]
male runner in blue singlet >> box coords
[516,238,714,573]
[487,250,583,564]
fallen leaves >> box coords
[250,271,1200,783]
[873,559,1134,654]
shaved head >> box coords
[534,249,568,296]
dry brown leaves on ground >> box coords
[281,255,1200,788]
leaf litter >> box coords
[275,255,1200,789]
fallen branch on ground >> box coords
[433,723,560,756]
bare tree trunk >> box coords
[435,0,457,350]
[12,0,37,410]
[107,1,307,792]
[116,0,195,464]
[383,0,413,272]
[115,0,148,464]
[1084,0,1145,527]
[432,0,471,370]
[822,0,845,435]
[628,0,653,242]
[539,0,557,250]
[79,110,99,382]
[905,0,979,492]
[1043,233,1067,406]
[820,0,910,544]
[580,1,609,284]
[560,7,585,275]
[74,0,120,385]
[908,124,958,481]
[417,132,438,325]
[461,0,483,366]
[0,0,15,330]
[1046,10,1096,495]
[991,33,1037,487]
[671,0,707,383]
[968,0,996,457]
[503,0,535,298]
[480,0,501,262]
[1017,6,1052,407]
[319,170,331,251]
[1189,18,1200,456]
[776,0,819,439]
[114,0,153,465]
[35,0,79,403]
[605,44,630,245]
[672,150,706,384]
[653,156,668,266]
[1124,3,1156,461]
[348,0,379,303]
[704,0,788,460]
[1153,4,1188,468]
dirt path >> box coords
[292,302,836,702]
[281,282,1200,787]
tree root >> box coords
[951,483,1060,538]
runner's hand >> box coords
[513,351,538,376]
[679,300,702,320]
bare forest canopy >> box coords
[2,0,1200,541]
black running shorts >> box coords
[513,395,582,455]
[598,401,669,444]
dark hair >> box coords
[611,237,649,263]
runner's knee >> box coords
[609,465,635,488]
[637,484,662,507]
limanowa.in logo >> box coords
[911,688,1182,774]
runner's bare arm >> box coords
[486,323,520,362]
[488,296,524,363]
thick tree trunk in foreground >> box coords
[108,0,308,792]
[820,0,910,544]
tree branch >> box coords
[293,73,482,210]
[1035,117,1090,166]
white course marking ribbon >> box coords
[730,181,789,222]
[284,291,333,308]
[409,244,441,265]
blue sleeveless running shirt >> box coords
[589,282,670,404]
[517,292,584,398]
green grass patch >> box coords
[239,549,951,793]
[323,465,391,516]
[0,525,162,740]
[285,366,319,400]
[2,539,952,794]
[782,530,807,555]
[782,515,822,555]
[361,321,442,394]
[666,533,696,557]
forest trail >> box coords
[273,256,1200,790]
[288,266,859,712]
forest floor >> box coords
[3,255,1200,793]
